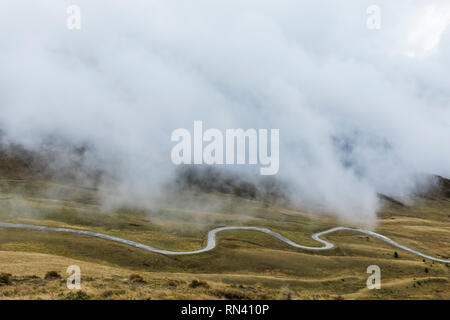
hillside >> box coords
[0,145,448,299]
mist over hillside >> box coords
[0,1,450,222]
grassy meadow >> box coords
[0,177,448,299]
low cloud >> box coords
[0,0,449,223]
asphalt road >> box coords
[0,222,448,263]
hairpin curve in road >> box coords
[0,223,448,263]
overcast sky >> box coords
[0,1,449,223]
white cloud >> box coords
[0,0,449,223]
[404,4,450,58]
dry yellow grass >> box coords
[0,178,449,299]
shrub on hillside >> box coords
[129,274,146,284]
[45,271,61,280]
[0,273,12,285]
[64,290,91,300]
[189,279,210,289]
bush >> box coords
[167,280,178,287]
[64,291,91,300]
[279,287,294,300]
[100,289,125,298]
[45,271,61,280]
[394,252,399,258]
[100,290,115,298]
[0,273,12,285]
[129,274,146,284]
[212,288,250,300]
[189,279,210,289]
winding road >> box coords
[0,222,448,263]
